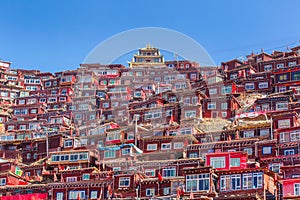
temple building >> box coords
[128,44,165,68]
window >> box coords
[264,64,272,71]
[89,114,96,120]
[60,154,69,161]
[145,169,155,177]
[245,83,254,90]
[184,98,190,105]
[59,97,66,102]
[27,98,36,104]
[221,103,228,110]
[180,128,192,135]
[292,71,300,81]
[145,111,162,120]
[190,73,196,79]
[222,112,227,118]
[122,148,130,155]
[221,86,232,95]
[291,131,300,141]
[276,102,288,111]
[18,99,25,105]
[61,89,67,95]
[64,140,73,147]
[70,154,78,161]
[262,146,272,154]
[30,109,37,114]
[185,110,196,118]
[243,130,254,138]
[90,191,98,199]
[56,192,63,200]
[7,125,14,131]
[192,97,198,105]
[277,63,284,69]
[169,96,177,102]
[147,144,157,151]
[186,174,210,192]
[66,177,77,182]
[107,132,120,141]
[262,104,269,111]
[27,153,31,159]
[69,191,85,200]
[146,188,155,197]
[244,148,253,155]
[284,149,295,156]
[51,155,60,162]
[210,157,225,168]
[82,174,90,180]
[102,102,110,108]
[134,91,141,97]
[119,177,130,187]
[220,175,231,191]
[168,64,174,68]
[45,81,51,87]
[104,150,116,158]
[166,109,173,117]
[269,163,282,173]
[162,167,176,177]
[289,61,297,67]
[231,174,241,190]
[230,158,240,167]
[20,125,27,130]
[258,82,268,89]
[278,75,288,82]
[161,143,171,150]
[48,97,57,102]
[189,153,198,158]
[295,183,300,196]
[0,178,6,186]
[278,119,291,129]
[243,173,253,189]
[75,114,82,119]
[113,167,121,172]
[260,129,269,136]
[253,173,263,188]
[208,102,216,110]
[280,132,288,142]
[51,90,57,95]
[163,187,171,195]
[174,142,183,149]
[209,88,217,95]
[230,73,238,80]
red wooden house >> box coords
[202,94,241,119]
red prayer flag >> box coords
[157,172,163,181]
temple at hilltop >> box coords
[128,44,165,67]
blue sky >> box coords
[1,0,300,71]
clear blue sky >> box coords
[1,0,300,71]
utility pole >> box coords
[46,132,49,157]
[270,116,273,140]
[134,115,138,146]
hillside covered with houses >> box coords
[1,44,300,199]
